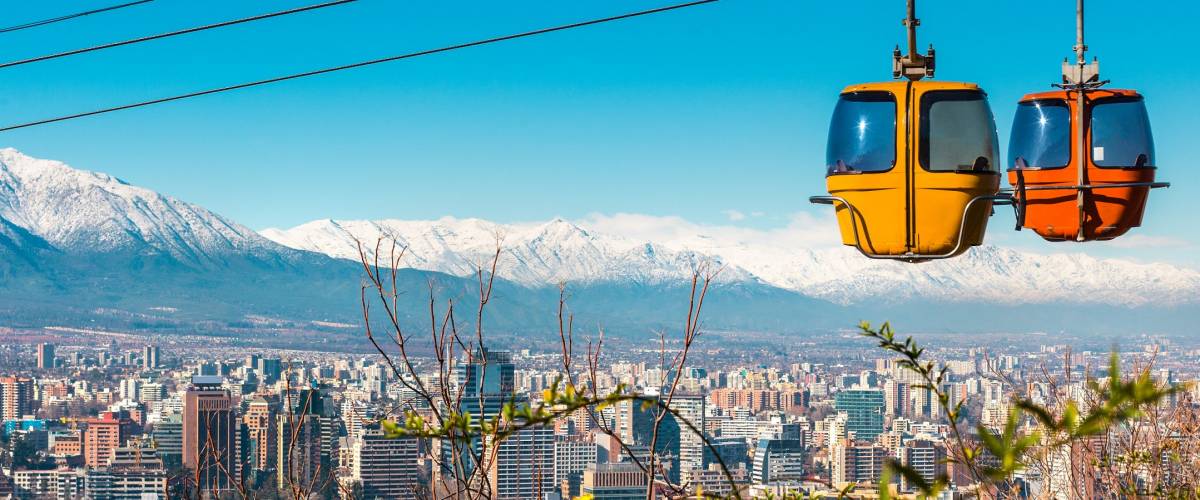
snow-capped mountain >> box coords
[262,216,1200,307]
[1,148,1196,335]
[0,148,284,266]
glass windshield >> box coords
[1091,97,1154,167]
[1008,100,1070,169]
[919,90,999,172]
[826,92,895,174]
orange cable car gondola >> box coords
[1007,0,1169,241]
[810,0,1012,262]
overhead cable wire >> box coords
[0,0,155,34]
[0,0,358,70]
[0,0,719,133]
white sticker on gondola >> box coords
[1093,147,1104,161]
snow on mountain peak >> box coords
[0,148,277,263]
[262,215,1200,307]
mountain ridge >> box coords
[262,216,1200,307]
[0,148,1195,337]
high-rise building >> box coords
[242,397,276,476]
[85,445,168,499]
[582,463,647,499]
[0,376,34,421]
[671,394,706,475]
[751,423,805,485]
[258,358,282,383]
[182,376,238,493]
[834,389,885,441]
[151,414,183,467]
[443,349,514,477]
[83,413,136,468]
[36,343,55,369]
[352,424,421,499]
[487,421,556,499]
[884,380,911,417]
[899,439,946,492]
[831,440,887,486]
[276,388,338,496]
[142,345,160,369]
[554,438,600,498]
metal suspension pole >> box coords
[1075,0,1087,241]
[893,0,933,80]
[907,0,918,59]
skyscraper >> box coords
[151,414,183,467]
[899,439,946,492]
[242,397,276,477]
[0,376,34,421]
[834,389,886,441]
[83,413,136,468]
[182,376,238,493]
[555,438,600,498]
[276,388,337,496]
[36,343,55,370]
[443,349,514,477]
[751,423,805,485]
[671,394,706,475]
[486,422,556,500]
[142,345,160,369]
[352,424,421,499]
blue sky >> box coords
[1,0,1196,264]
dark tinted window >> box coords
[919,91,999,172]
[1008,100,1070,169]
[826,92,895,174]
[1091,97,1154,167]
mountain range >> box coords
[1,148,1197,340]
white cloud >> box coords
[579,211,845,252]
[1097,234,1191,249]
[723,209,746,221]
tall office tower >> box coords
[834,389,886,441]
[670,394,706,475]
[582,463,648,499]
[554,438,600,498]
[183,376,239,494]
[911,385,941,420]
[831,440,887,486]
[352,424,422,498]
[899,439,946,492]
[884,380,911,417]
[0,376,34,421]
[621,393,682,483]
[342,399,377,441]
[119,378,142,402]
[142,345,160,369]
[703,437,751,473]
[486,422,556,500]
[258,358,282,384]
[751,423,805,485]
[83,413,136,468]
[276,388,337,495]
[443,349,514,477]
[139,383,167,405]
[151,414,183,467]
[242,397,276,475]
[36,343,55,369]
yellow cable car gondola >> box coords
[1007,0,1169,242]
[810,0,1011,262]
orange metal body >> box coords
[1008,89,1156,241]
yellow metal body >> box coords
[825,80,1001,258]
